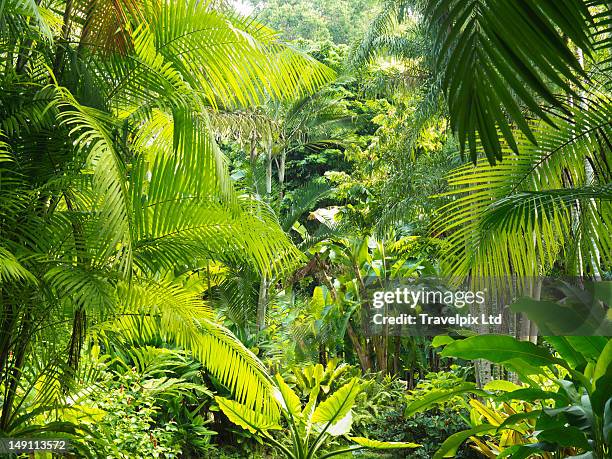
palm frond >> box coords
[93,279,280,420]
[350,0,412,67]
[282,181,332,232]
[434,96,612,279]
[0,0,53,41]
[57,90,133,274]
[95,0,334,110]
[422,0,600,163]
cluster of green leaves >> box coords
[368,409,476,459]
[80,349,216,458]
[0,0,336,448]
[252,0,379,44]
[408,335,612,458]
[216,364,419,459]
[421,0,612,163]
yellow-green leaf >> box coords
[312,378,361,424]
[349,437,420,449]
[216,397,281,434]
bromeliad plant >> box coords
[215,373,419,458]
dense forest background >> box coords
[0,0,610,457]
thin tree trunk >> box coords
[278,149,287,199]
[392,335,401,375]
[67,308,86,370]
[265,144,272,197]
[0,310,31,430]
[256,141,274,331]
[318,343,327,366]
[256,276,269,332]
[64,194,88,372]
[53,0,74,76]
[374,336,387,374]
[0,293,15,379]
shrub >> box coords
[367,407,479,459]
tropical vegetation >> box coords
[0,0,610,457]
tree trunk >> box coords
[318,343,327,366]
[265,144,272,197]
[0,294,15,379]
[373,336,387,374]
[53,0,74,76]
[278,149,287,199]
[67,307,86,371]
[392,335,401,375]
[256,275,269,332]
[0,310,31,430]
[347,322,370,372]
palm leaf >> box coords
[422,0,597,163]
[93,279,280,419]
[434,96,612,279]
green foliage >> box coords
[349,373,407,434]
[433,335,612,458]
[253,0,378,44]
[1,0,610,457]
[421,0,609,163]
[434,100,612,279]
[0,0,333,442]
[367,407,476,459]
[404,382,477,417]
[216,371,419,458]
[404,369,475,413]
[84,371,187,458]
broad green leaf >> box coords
[511,298,603,336]
[593,338,612,386]
[433,424,497,458]
[544,405,592,432]
[404,383,479,417]
[470,399,505,425]
[483,380,522,392]
[591,364,612,416]
[326,410,353,436]
[274,373,301,417]
[497,410,542,431]
[496,388,568,404]
[432,335,455,347]
[565,337,608,361]
[441,335,559,367]
[593,282,612,304]
[312,378,361,425]
[537,426,589,449]
[504,358,547,380]
[497,444,547,459]
[302,384,321,431]
[544,337,587,369]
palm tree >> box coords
[421,0,612,280]
[355,0,611,281]
[213,86,352,201]
[0,0,333,440]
